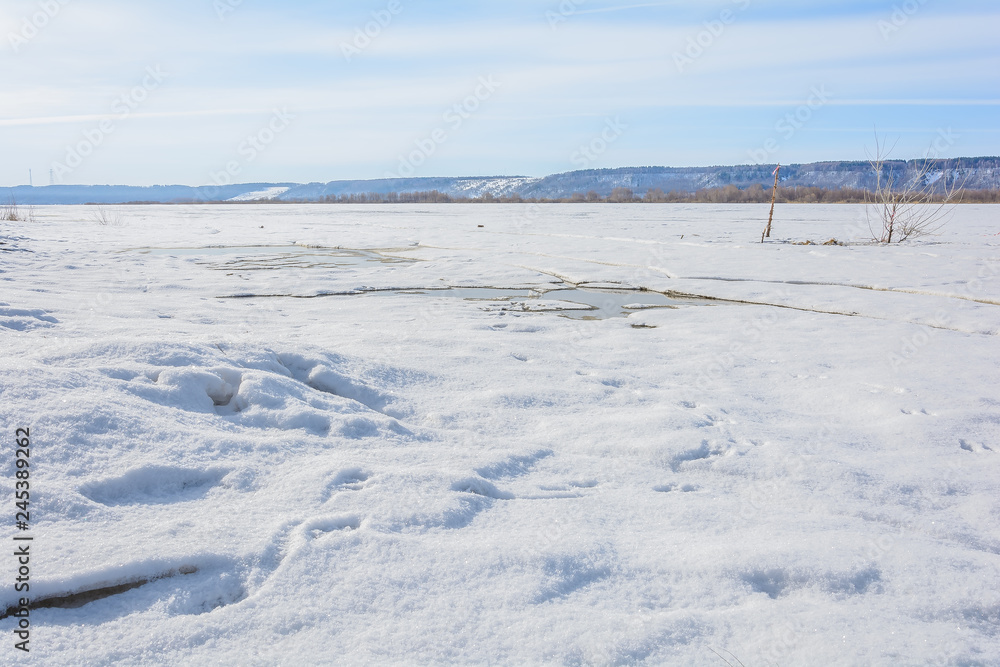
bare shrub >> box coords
[607,187,635,202]
[92,205,126,226]
[865,133,963,243]
[2,197,20,221]
[1,197,36,223]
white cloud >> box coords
[2,2,998,184]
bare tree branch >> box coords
[865,131,964,243]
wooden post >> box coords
[762,164,780,243]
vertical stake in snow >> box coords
[762,163,780,243]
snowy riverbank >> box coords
[1,203,998,665]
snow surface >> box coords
[227,187,292,202]
[450,177,543,197]
[1,203,999,665]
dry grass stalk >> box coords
[1,197,35,223]
[92,205,126,226]
[761,164,780,242]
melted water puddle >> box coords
[128,246,723,320]
[229,286,720,320]
[375,287,705,320]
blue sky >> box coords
[1,0,998,186]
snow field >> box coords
[0,204,998,665]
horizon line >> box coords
[4,155,1000,190]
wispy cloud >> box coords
[0,109,274,127]
[574,2,682,15]
[1,0,997,185]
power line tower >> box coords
[49,169,55,186]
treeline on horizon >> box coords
[290,185,1000,204]
[116,184,1000,206]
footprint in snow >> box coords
[321,468,372,502]
[277,352,397,417]
[961,440,995,453]
[475,449,554,480]
[79,466,229,506]
[740,566,882,600]
[451,477,514,500]
[669,440,725,472]
[301,515,361,540]
[0,304,59,331]
[654,483,698,493]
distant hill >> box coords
[3,158,998,204]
